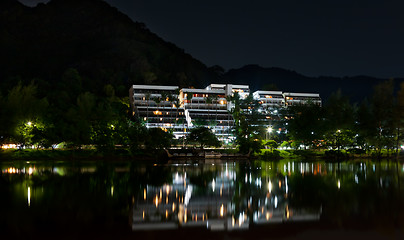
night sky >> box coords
[19,0,404,78]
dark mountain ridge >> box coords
[1,0,401,102]
[221,64,403,102]
[0,0,216,95]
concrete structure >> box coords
[130,84,321,141]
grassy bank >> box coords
[2,148,403,162]
[0,148,169,161]
[258,149,404,161]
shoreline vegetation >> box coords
[1,148,403,162]
[2,79,404,163]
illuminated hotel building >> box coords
[130,84,321,140]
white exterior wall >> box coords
[130,84,321,142]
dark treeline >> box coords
[1,72,404,159]
[283,79,404,158]
[0,69,173,155]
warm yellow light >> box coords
[27,121,32,126]
[220,204,224,217]
[155,195,159,208]
[144,188,147,200]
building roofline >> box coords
[283,92,320,97]
[254,90,284,95]
[181,88,225,94]
[132,85,179,90]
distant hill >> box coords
[221,64,404,102]
[0,0,216,96]
[0,0,401,101]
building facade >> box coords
[130,84,321,141]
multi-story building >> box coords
[129,85,187,138]
[130,84,321,141]
[283,92,322,107]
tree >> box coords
[265,140,279,151]
[144,128,173,150]
[187,127,221,149]
[4,82,49,147]
[286,103,324,149]
[229,93,264,154]
[323,90,355,150]
[395,82,404,156]
[370,80,396,156]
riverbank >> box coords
[1,148,403,162]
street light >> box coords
[266,126,273,141]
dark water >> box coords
[1,159,404,238]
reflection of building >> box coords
[131,163,321,231]
[130,84,322,141]
[132,164,249,231]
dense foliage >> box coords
[0,69,172,154]
[285,80,404,157]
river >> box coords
[1,159,403,239]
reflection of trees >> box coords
[2,160,404,233]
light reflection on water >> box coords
[0,160,403,232]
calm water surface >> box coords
[1,159,404,238]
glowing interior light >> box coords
[111,186,114,196]
[337,179,341,189]
[220,204,224,217]
[144,188,147,200]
